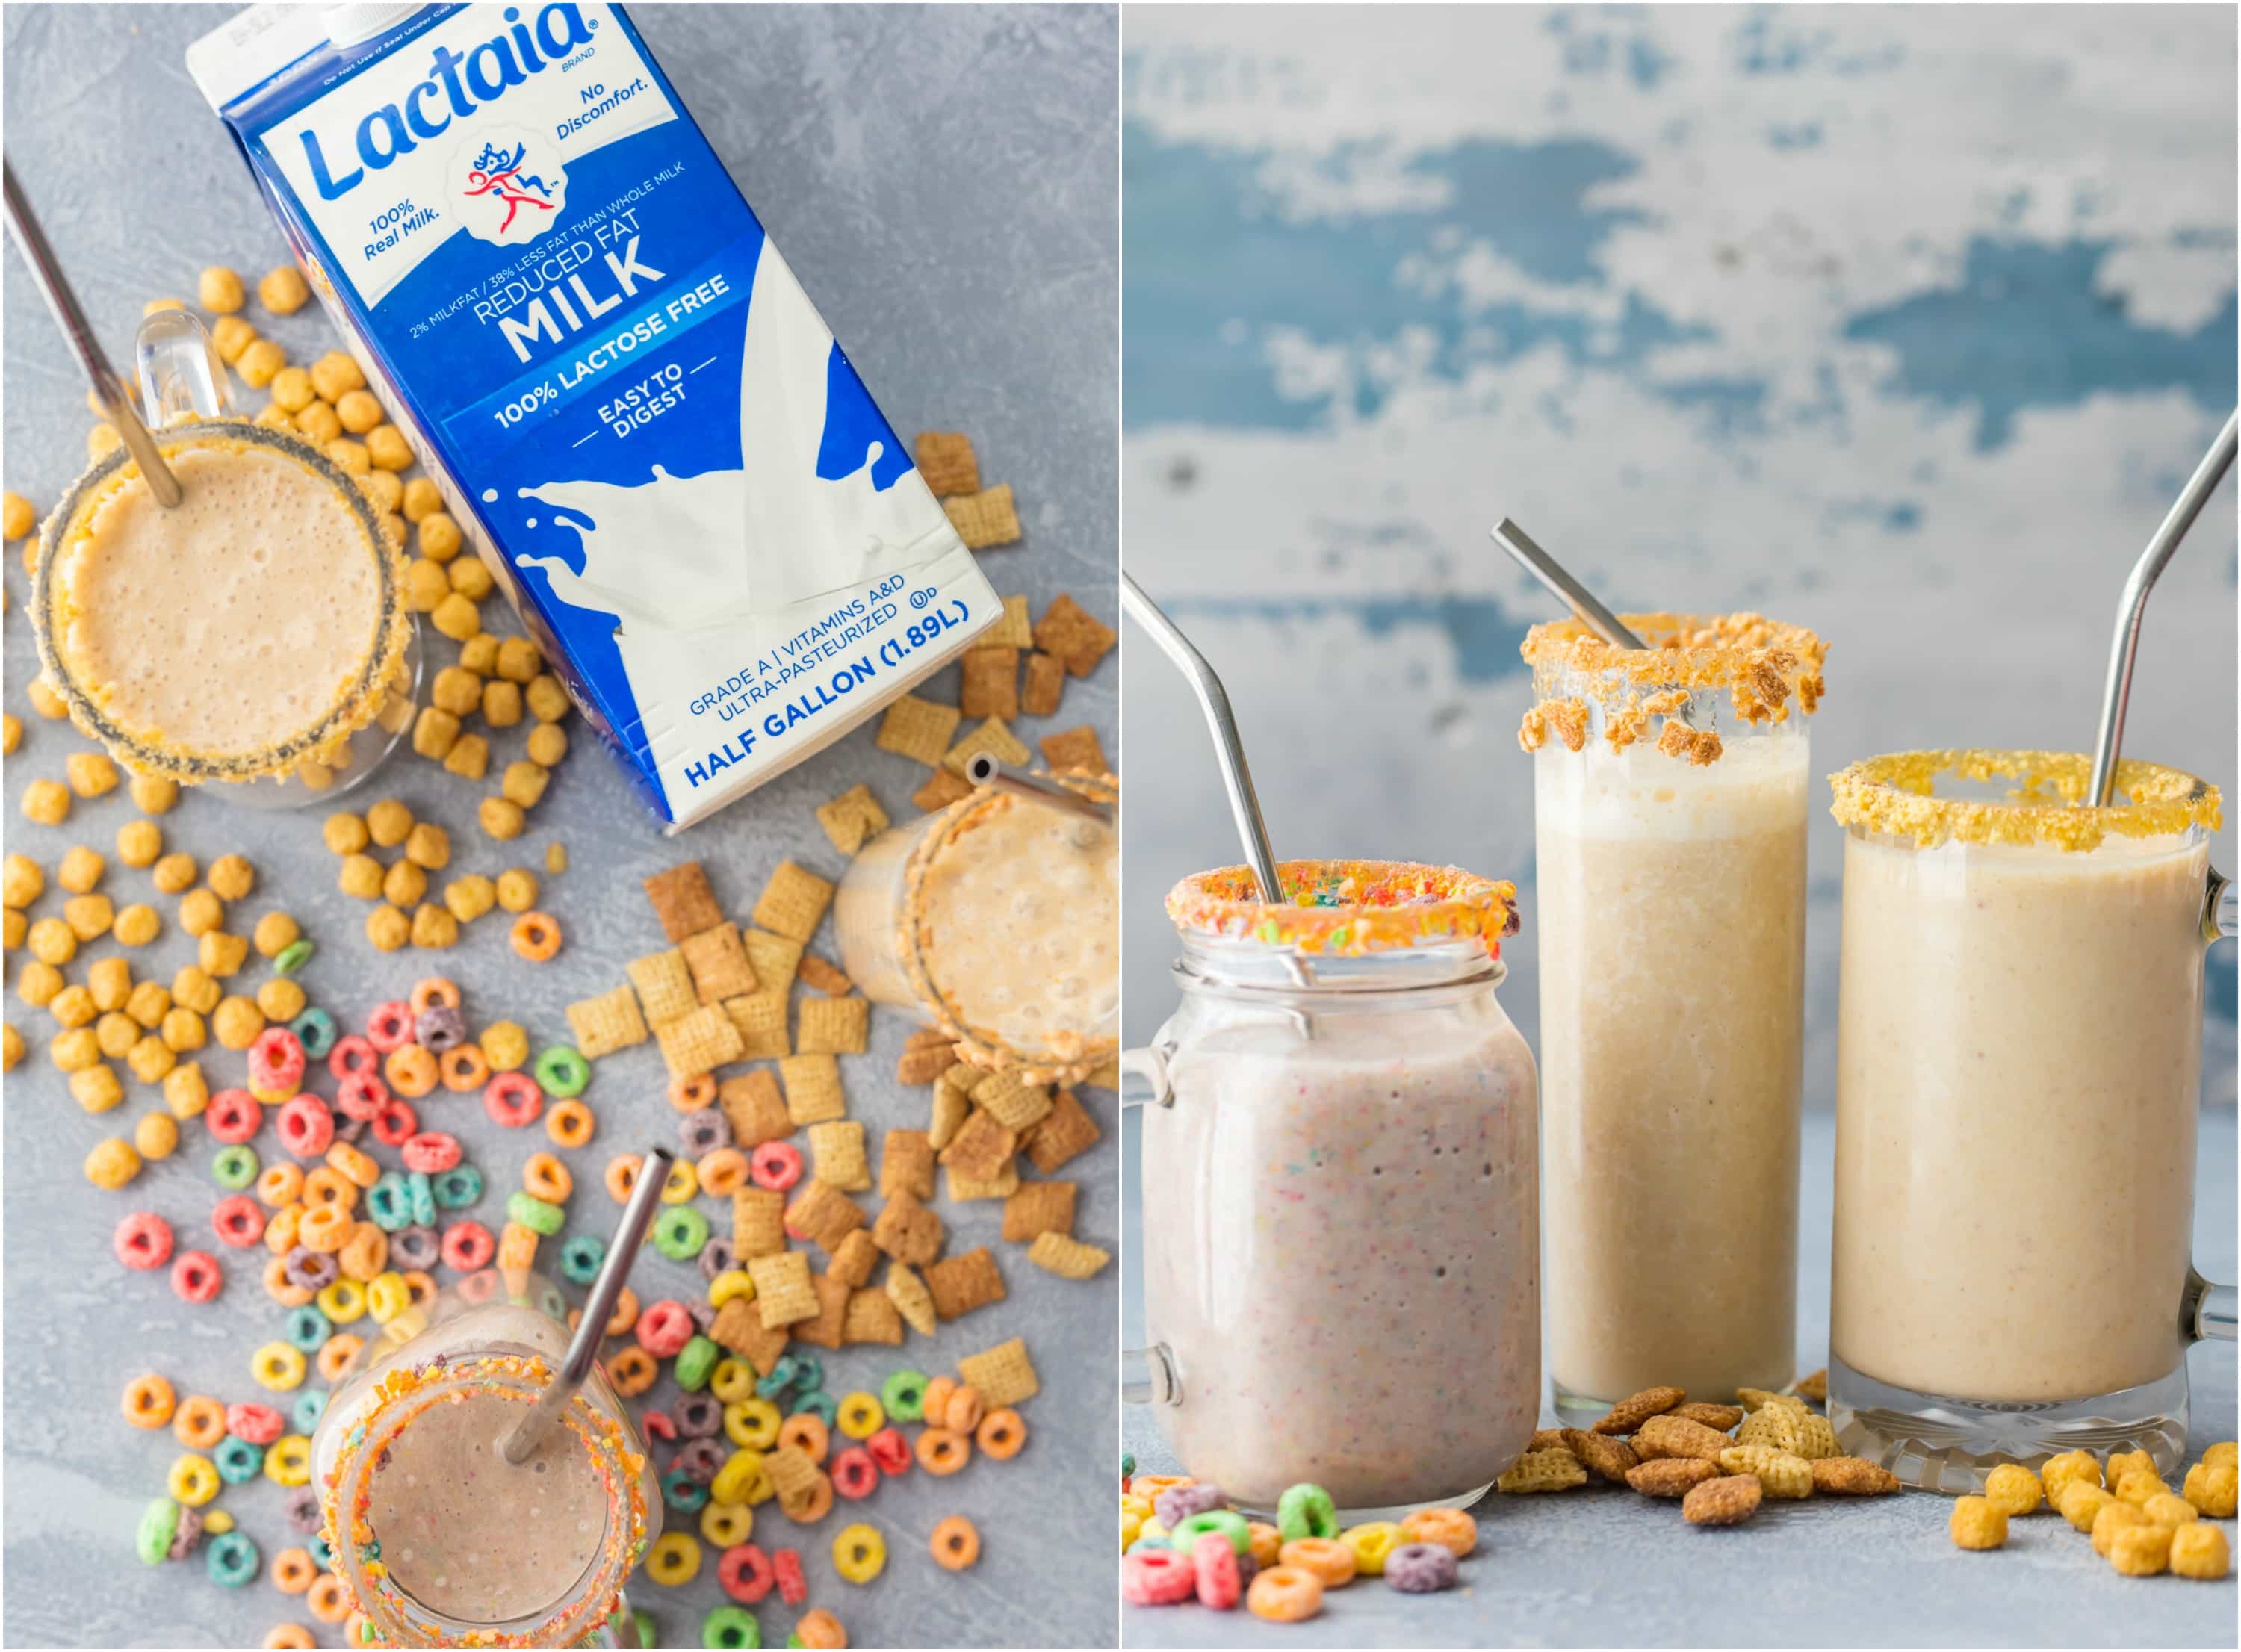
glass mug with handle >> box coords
[1828,750,2236,1490]
[1122,860,1540,1522]
[28,307,418,807]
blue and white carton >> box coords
[188,2,1001,829]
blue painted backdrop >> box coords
[1120,4,2238,1114]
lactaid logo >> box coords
[292,3,595,202]
[449,127,567,246]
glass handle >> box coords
[2186,1268,2237,1344]
[1122,1341,1181,1407]
[134,306,230,426]
[2205,865,2237,945]
[1119,1045,1171,1110]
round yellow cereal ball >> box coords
[236,338,286,389]
[2170,1521,2231,1580]
[430,592,480,642]
[95,1010,138,1058]
[365,425,412,472]
[116,819,163,867]
[501,760,549,810]
[71,1062,124,1112]
[403,557,450,612]
[418,511,463,563]
[382,860,428,907]
[258,264,310,314]
[480,797,527,841]
[61,899,109,947]
[323,438,371,475]
[412,707,460,760]
[130,774,180,815]
[56,845,104,894]
[443,874,496,923]
[27,916,76,965]
[207,855,257,901]
[335,389,383,434]
[269,367,316,414]
[136,1110,181,1161]
[0,1023,21,1071]
[401,823,450,872]
[309,350,365,402]
[495,636,542,683]
[2183,1459,2239,1518]
[66,751,118,799]
[495,868,539,913]
[525,674,571,723]
[160,1007,206,1053]
[2092,1499,2147,1557]
[199,267,247,314]
[151,852,198,895]
[1,714,19,755]
[338,854,385,900]
[480,1020,530,1071]
[323,812,370,856]
[482,679,523,728]
[365,798,415,848]
[294,400,343,445]
[3,854,43,907]
[544,841,568,875]
[431,666,483,717]
[171,964,220,1016]
[459,632,500,674]
[256,978,307,1023]
[448,556,494,600]
[84,1137,142,1189]
[125,981,170,1028]
[49,984,96,1028]
[409,904,460,949]
[178,888,226,937]
[1,491,34,540]
[1949,1494,2006,1550]
[358,466,404,513]
[113,904,161,948]
[2,908,22,950]
[17,958,66,1007]
[526,723,568,768]
[51,1026,101,1071]
[2109,1521,2172,1576]
[249,913,299,960]
[212,996,267,1050]
[199,930,249,979]
[143,298,185,316]
[27,676,69,720]
[1982,1463,2042,1518]
[400,475,444,521]
[2142,1491,2200,1530]
[365,904,411,952]
[211,313,258,364]
[255,401,294,432]
[22,777,71,825]
[127,1035,176,1085]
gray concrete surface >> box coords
[1,5,1117,1647]
[1122,1111,2238,1647]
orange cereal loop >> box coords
[931,1515,982,1571]
[1400,1506,1477,1558]
[325,1142,380,1189]
[438,1043,489,1092]
[409,976,462,1013]
[510,910,562,961]
[522,1152,573,1202]
[121,1373,176,1429]
[795,1609,846,1649]
[263,1255,313,1308]
[401,1269,436,1305]
[297,1203,353,1253]
[943,1384,986,1435]
[916,1427,970,1476]
[604,1154,641,1204]
[1132,1475,1193,1497]
[975,1407,1026,1460]
[605,1285,640,1338]
[607,1345,657,1397]
[1247,1565,1325,1624]
[670,1072,717,1112]
[173,1394,227,1450]
[270,1547,317,1593]
[922,1376,957,1429]
[780,1412,830,1465]
[256,1163,305,1207]
[1278,1538,1357,1589]
[697,1146,748,1196]
[1246,1521,1283,1569]
[306,1572,350,1623]
[263,1625,315,1650]
[317,1334,364,1382]
[383,1043,438,1099]
[264,1203,304,1254]
[546,1099,595,1149]
[339,1221,388,1282]
[301,1166,358,1211]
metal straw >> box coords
[500,1145,675,1466]
[1120,573,1283,901]
[2088,409,2239,805]
[964,754,1114,825]
[3,161,182,507]
[1490,518,1647,649]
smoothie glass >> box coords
[834,769,1118,1085]
[28,308,418,807]
[1828,750,2236,1488]
[1123,860,1540,1520]
[1522,612,1825,1420]
[311,1267,660,1648]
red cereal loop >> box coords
[1122,1548,1197,1606]
[327,1035,379,1081]
[633,1299,695,1358]
[458,1266,500,1305]
[114,1212,174,1271]
[483,1071,544,1128]
[364,1001,416,1052]
[1192,1532,1243,1610]
[370,1097,419,1147]
[641,1409,676,1443]
[866,1426,912,1478]
[718,1542,774,1604]
[400,1131,462,1174]
[772,1548,808,1608]
[440,1221,495,1272]
[226,1403,285,1445]
[170,1249,223,1303]
[210,1195,267,1249]
[249,1026,307,1092]
[748,1140,803,1192]
[831,1447,878,1500]
[276,1096,335,1159]
[334,1072,391,1121]
[205,1089,264,1145]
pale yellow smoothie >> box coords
[1830,751,2221,1403]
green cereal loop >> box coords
[673,1334,720,1393]
[1168,1508,1251,1556]
[880,1368,929,1422]
[559,1232,607,1285]
[431,1165,483,1208]
[205,1529,259,1587]
[654,1205,710,1261]
[506,1190,565,1236]
[789,1388,836,1428]
[211,1144,260,1190]
[288,1005,335,1057]
[134,1497,179,1565]
[633,1610,658,1650]
[703,1604,762,1648]
[1276,1482,1339,1542]
[532,1044,590,1098]
[273,939,316,976]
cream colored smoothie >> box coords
[1829,751,2222,1406]
[835,773,1118,1082]
[1521,612,1825,1413]
[35,426,408,783]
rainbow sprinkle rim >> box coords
[1828,749,2222,852]
[1166,859,1517,956]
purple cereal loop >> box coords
[283,1488,322,1533]
[1154,1483,1224,1527]
[334,1115,368,1144]
[389,1224,441,1270]
[672,1394,723,1438]
[672,1436,728,1485]
[678,1106,731,1156]
[414,1004,468,1053]
[697,1235,738,1281]
[283,1246,339,1291]
[684,1299,717,1332]
[1383,1541,1458,1593]
[167,1504,205,1559]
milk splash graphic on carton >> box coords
[189,1,1001,828]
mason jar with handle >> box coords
[1828,750,2236,1489]
[1123,859,1539,1521]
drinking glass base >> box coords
[1827,1354,2189,1492]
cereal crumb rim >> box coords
[1165,858,1517,958]
[1828,749,2220,852]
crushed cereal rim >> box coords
[1166,859,1518,957]
[899,768,1118,1087]
[1828,749,2222,852]
[30,419,413,786]
[1519,612,1826,766]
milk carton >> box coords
[187,2,1002,829]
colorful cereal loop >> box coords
[1246,1565,1325,1623]
[607,1346,657,1397]
[793,1609,844,1649]
[645,1530,702,1586]
[122,1373,177,1429]
[975,1407,1026,1460]
[546,1098,595,1149]
[915,1428,970,1477]
[717,1540,774,1604]
[831,1523,884,1585]
[931,1515,981,1571]
[1121,1547,1196,1606]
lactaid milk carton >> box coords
[188,2,1001,829]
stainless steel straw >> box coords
[1490,517,1647,649]
[1120,573,1283,901]
[500,1144,675,1465]
[3,161,182,508]
[2088,409,2239,805]
[965,754,1115,826]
